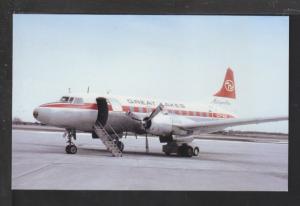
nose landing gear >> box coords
[64,129,77,154]
[66,144,77,154]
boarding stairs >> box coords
[94,121,122,157]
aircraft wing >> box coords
[173,116,288,134]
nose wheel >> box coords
[66,144,77,154]
[64,129,77,154]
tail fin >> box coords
[210,68,236,115]
[214,68,236,99]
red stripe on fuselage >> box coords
[40,103,234,118]
[40,103,98,110]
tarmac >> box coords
[12,129,288,191]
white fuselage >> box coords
[33,94,236,135]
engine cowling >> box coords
[144,113,173,136]
[159,135,173,143]
[144,112,196,137]
[172,135,195,143]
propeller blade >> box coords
[126,103,164,130]
[126,111,143,122]
[148,103,164,121]
[145,133,149,153]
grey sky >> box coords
[13,15,289,133]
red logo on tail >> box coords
[214,68,236,99]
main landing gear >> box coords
[162,143,199,157]
[64,129,77,154]
[177,144,199,157]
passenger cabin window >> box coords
[69,97,74,103]
[73,98,84,104]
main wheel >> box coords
[116,141,124,152]
[177,145,184,156]
[65,145,71,154]
[186,146,194,157]
[193,146,200,156]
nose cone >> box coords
[33,105,51,125]
[33,108,39,120]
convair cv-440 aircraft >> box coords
[33,68,288,157]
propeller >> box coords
[126,103,164,153]
[142,103,164,129]
[126,103,164,130]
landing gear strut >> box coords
[64,129,77,154]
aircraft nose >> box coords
[33,108,39,120]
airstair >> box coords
[93,121,122,157]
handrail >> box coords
[95,121,120,140]
[106,123,121,139]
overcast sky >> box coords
[13,15,289,133]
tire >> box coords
[69,145,77,154]
[193,147,200,156]
[65,145,71,154]
[177,146,184,156]
[186,146,193,157]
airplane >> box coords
[32,68,288,157]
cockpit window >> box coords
[60,96,69,102]
[59,96,83,104]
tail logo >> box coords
[224,80,234,92]
[213,68,236,99]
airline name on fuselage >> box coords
[127,98,185,108]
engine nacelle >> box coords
[172,135,195,143]
[145,113,197,137]
[159,135,173,143]
[145,113,173,136]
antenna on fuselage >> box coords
[87,86,90,94]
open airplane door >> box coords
[96,97,109,126]
[94,97,123,157]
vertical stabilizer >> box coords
[210,68,237,115]
[214,68,236,99]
